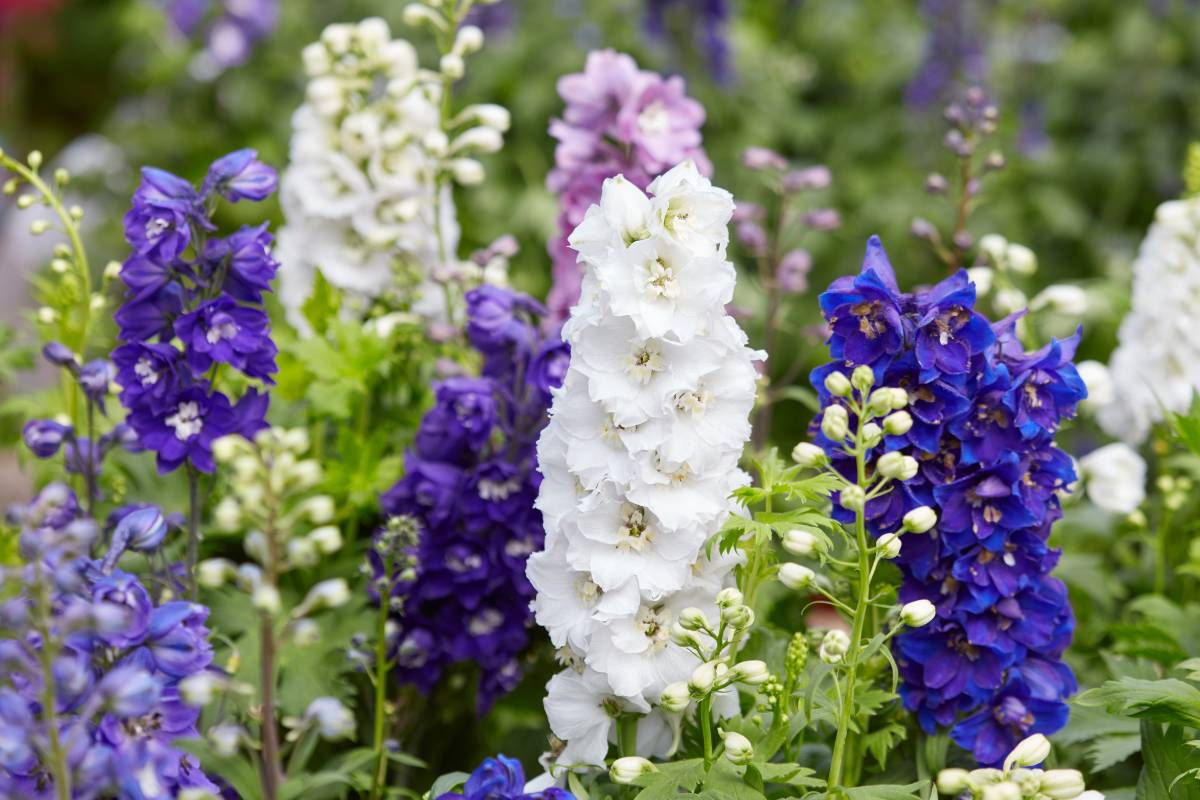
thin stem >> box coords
[259,453,283,800]
[370,555,396,800]
[827,413,873,793]
[32,563,72,800]
[84,398,97,519]
[1154,508,1172,595]
[187,466,201,601]
[698,695,714,767]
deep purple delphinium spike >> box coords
[545,50,710,323]
[113,150,277,475]
[377,287,566,713]
[809,236,1085,766]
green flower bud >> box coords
[851,364,875,394]
[820,405,849,441]
[824,371,852,397]
[791,442,828,468]
[723,731,753,765]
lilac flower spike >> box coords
[810,237,1085,766]
[545,50,710,322]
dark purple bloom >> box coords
[113,341,183,413]
[92,570,154,648]
[202,149,278,202]
[147,602,214,677]
[440,753,574,800]
[528,338,570,400]
[126,386,238,474]
[812,236,1081,766]
[42,341,77,369]
[208,222,278,302]
[123,167,204,263]
[79,359,117,403]
[174,295,277,381]
[23,419,72,458]
[114,283,185,342]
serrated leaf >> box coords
[1136,722,1200,800]
[1087,733,1143,773]
[842,781,927,799]
[862,722,908,770]
[1077,677,1200,728]
[632,758,707,800]
[703,759,768,800]
[756,762,823,788]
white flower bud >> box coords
[291,618,321,646]
[291,460,323,490]
[439,53,465,79]
[1031,284,1088,316]
[37,306,58,324]
[670,622,702,649]
[981,782,1021,800]
[307,76,344,117]
[280,428,309,453]
[677,607,709,631]
[27,150,42,169]
[29,220,49,235]
[1077,792,1105,800]
[887,388,909,409]
[451,126,503,155]
[877,451,918,481]
[877,532,902,559]
[304,697,355,740]
[1004,733,1052,770]
[723,731,753,765]
[299,579,351,614]
[819,629,850,659]
[212,435,245,463]
[839,485,866,512]
[422,130,449,155]
[851,364,875,393]
[252,584,282,615]
[883,411,913,436]
[867,388,895,416]
[244,531,268,564]
[994,287,1028,315]
[824,371,852,397]
[463,103,511,131]
[860,422,883,448]
[320,23,354,54]
[902,506,937,534]
[287,537,319,568]
[103,260,122,280]
[967,265,994,295]
[301,42,331,76]
[1005,243,1037,275]
[937,768,970,795]
[453,25,484,55]
[979,234,1008,265]
[731,660,769,686]
[688,661,718,697]
[900,599,936,628]
[214,497,242,533]
[1040,770,1086,799]
[659,681,691,713]
[402,4,443,29]
[196,558,235,588]
[782,528,819,557]
[1076,360,1113,408]
[791,442,828,467]
[298,495,336,524]
[778,562,814,590]
[208,723,243,758]
[715,587,744,608]
[308,525,343,555]
[721,604,754,630]
[821,405,849,441]
[356,17,390,55]
[179,672,223,706]
[610,756,656,784]
[448,158,486,185]
[179,789,222,800]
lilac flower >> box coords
[159,0,280,70]
[906,0,989,110]
[115,152,278,475]
[811,236,1085,765]
[23,419,72,458]
[379,287,566,712]
[545,50,710,322]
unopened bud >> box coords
[688,661,717,697]
[877,451,918,481]
[792,442,828,468]
[1039,770,1085,799]
[731,660,769,686]
[782,528,820,557]
[678,607,709,631]
[659,682,691,713]
[937,768,970,795]
[723,731,753,765]
[715,587,743,608]
[860,422,883,448]
[820,405,849,441]
[900,599,936,628]
[883,411,913,436]
[824,371,852,397]
[981,783,1021,800]
[902,506,937,534]
[877,532,902,559]
[778,562,814,590]
[611,756,656,784]
[1004,734,1051,770]
[839,485,866,512]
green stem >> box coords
[827,417,872,793]
[186,466,201,601]
[259,454,283,800]
[1154,509,1172,594]
[699,695,714,767]
[32,564,72,800]
[617,714,638,758]
[370,555,396,800]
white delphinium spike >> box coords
[1098,197,1200,443]
[528,161,761,767]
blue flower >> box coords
[818,236,908,365]
[440,754,574,800]
[123,167,205,262]
[202,149,278,203]
[174,295,277,381]
[22,418,72,458]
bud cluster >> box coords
[936,734,1096,800]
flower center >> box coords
[134,357,160,386]
[637,604,672,650]
[575,576,600,604]
[165,401,203,441]
[468,608,503,636]
[617,503,653,552]
[479,476,520,501]
[144,217,171,239]
[637,101,670,135]
[645,256,679,299]
[205,314,240,345]
[676,384,711,416]
[625,342,665,383]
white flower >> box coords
[304,697,355,740]
[1078,443,1147,515]
[1075,360,1114,408]
[1030,284,1088,316]
[531,166,755,761]
[1098,197,1200,443]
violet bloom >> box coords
[810,236,1084,765]
[202,148,277,202]
[113,341,182,413]
[545,50,710,322]
[22,419,72,458]
[78,359,117,403]
[123,167,204,263]
[92,570,154,648]
[126,386,239,473]
[174,295,277,380]
[209,222,278,302]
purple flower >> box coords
[208,222,278,302]
[466,286,537,353]
[123,167,204,263]
[113,341,182,413]
[126,386,238,474]
[147,602,214,677]
[23,419,72,458]
[92,570,154,648]
[202,149,278,202]
[99,666,162,717]
[110,505,170,555]
[819,236,908,365]
[174,295,277,381]
[42,341,77,369]
[79,358,117,403]
[440,753,574,800]
[114,283,185,342]
[528,338,571,400]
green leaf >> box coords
[756,762,823,789]
[568,771,591,800]
[1167,392,1200,458]
[1087,733,1143,773]
[842,781,927,799]
[429,771,472,799]
[1136,722,1200,800]
[301,268,343,337]
[174,738,263,800]
[280,770,361,800]
[702,759,768,800]
[632,758,707,800]
[862,722,908,770]
[1077,677,1200,728]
